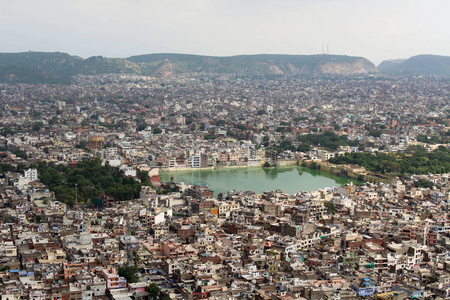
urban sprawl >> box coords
[1,73,450,299]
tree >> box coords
[118,266,140,283]
[297,143,311,152]
[137,170,150,185]
[333,123,341,131]
[137,123,147,131]
[279,140,293,151]
[93,197,104,207]
[76,140,88,149]
[0,127,15,137]
[368,130,382,138]
[0,265,10,272]
[257,110,267,115]
[153,128,162,135]
[32,123,43,132]
[415,178,434,188]
[406,145,427,156]
[429,274,439,283]
[263,162,271,168]
[204,135,217,140]
[146,283,160,300]
[324,201,336,214]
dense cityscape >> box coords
[0,71,450,300]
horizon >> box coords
[1,0,450,66]
[0,50,444,66]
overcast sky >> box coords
[1,0,449,65]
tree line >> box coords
[329,145,450,175]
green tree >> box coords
[146,283,160,300]
[415,178,434,188]
[204,135,217,140]
[257,110,267,115]
[279,140,293,151]
[118,266,140,283]
[137,170,150,185]
[297,143,311,152]
[0,127,15,137]
[324,201,336,214]
[32,123,43,132]
[0,265,10,272]
[137,123,147,131]
[153,128,162,134]
[429,274,439,283]
[333,123,341,131]
[76,140,88,149]
[368,130,382,137]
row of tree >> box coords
[297,131,360,151]
[329,145,450,175]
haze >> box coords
[1,0,449,65]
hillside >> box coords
[127,53,378,76]
[0,52,140,84]
[0,51,378,83]
[377,59,405,73]
[379,55,450,76]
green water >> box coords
[160,165,360,195]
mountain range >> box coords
[377,55,450,76]
[0,51,449,83]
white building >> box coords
[24,168,38,181]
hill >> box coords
[127,53,378,76]
[0,51,378,83]
[377,59,405,73]
[378,55,450,76]
[0,52,140,84]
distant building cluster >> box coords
[0,73,450,299]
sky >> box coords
[1,0,449,65]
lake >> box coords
[160,165,359,196]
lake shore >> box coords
[160,160,298,173]
[300,159,390,184]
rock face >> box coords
[313,58,378,76]
[378,55,450,76]
[0,52,379,83]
